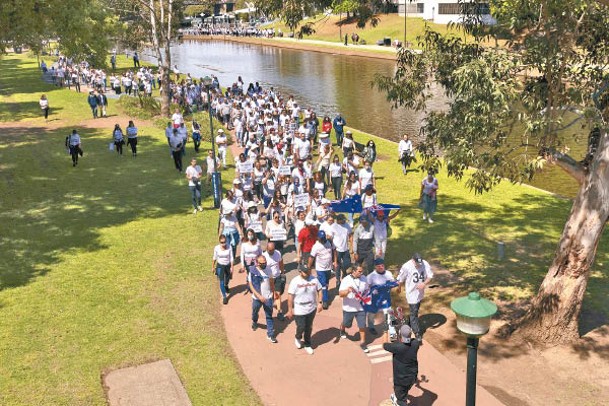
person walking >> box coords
[333,114,346,147]
[248,255,278,343]
[353,214,376,275]
[329,154,343,200]
[39,94,49,122]
[98,91,108,118]
[265,211,288,252]
[216,129,227,168]
[65,129,82,167]
[396,253,434,341]
[366,258,399,339]
[338,265,370,353]
[332,213,352,288]
[126,120,138,156]
[264,242,286,321]
[87,90,99,119]
[296,218,318,272]
[185,158,203,214]
[169,128,184,172]
[286,266,323,355]
[212,235,234,305]
[218,209,243,260]
[192,120,202,153]
[398,134,414,175]
[112,124,125,156]
[384,325,420,406]
[419,170,439,223]
[308,230,337,310]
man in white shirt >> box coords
[206,150,219,182]
[215,129,228,169]
[308,230,337,310]
[248,255,278,343]
[398,134,414,175]
[264,242,286,321]
[332,214,353,287]
[185,158,203,214]
[397,253,434,341]
[287,267,323,355]
[169,129,184,172]
[338,265,370,353]
[366,258,399,340]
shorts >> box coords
[274,274,286,294]
[342,310,366,329]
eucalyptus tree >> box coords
[375,0,609,345]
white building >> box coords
[397,0,495,25]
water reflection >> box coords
[144,39,579,198]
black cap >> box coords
[413,253,423,264]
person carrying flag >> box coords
[338,265,370,353]
[366,258,400,340]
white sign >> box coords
[270,228,287,241]
[250,221,263,233]
[239,161,253,173]
[293,193,310,208]
[279,165,292,176]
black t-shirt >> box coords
[383,340,420,385]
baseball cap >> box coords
[374,258,384,266]
[336,213,346,221]
[400,325,412,343]
[305,218,315,226]
[217,129,224,133]
[233,178,242,184]
[317,230,326,240]
[413,253,423,264]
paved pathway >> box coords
[220,136,504,406]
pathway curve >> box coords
[220,136,504,406]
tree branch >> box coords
[544,148,586,184]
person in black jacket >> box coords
[383,325,420,406]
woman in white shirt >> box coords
[240,228,263,273]
[316,142,333,185]
[112,123,125,155]
[265,211,287,251]
[39,94,49,121]
[343,171,361,199]
[212,235,234,305]
[361,184,377,209]
[218,210,243,259]
[329,154,343,200]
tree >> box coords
[375,0,609,345]
[106,0,183,116]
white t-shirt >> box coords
[240,241,262,267]
[216,134,227,149]
[373,219,388,241]
[367,270,395,287]
[288,275,322,316]
[319,221,335,240]
[264,250,283,277]
[397,260,434,304]
[339,275,368,312]
[220,215,239,233]
[331,222,352,252]
[172,112,183,126]
[310,241,334,271]
[213,244,233,266]
[359,168,374,189]
[329,162,342,178]
[185,165,202,186]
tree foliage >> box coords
[375,0,609,344]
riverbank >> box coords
[181,34,399,61]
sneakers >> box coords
[390,393,399,406]
[295,338,303,349]
[369,327,378,336]
[339,330,347,339]
[428,217,434,223]
[422,213,427,220]
[304,346,314,355]
[193,208,197,215]
[222,297,228,305]
[360,344,370,353]
[268,336,278,343]
[251,322,258,331]
[197,205,203,212]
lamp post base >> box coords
[466,336,479,406]
[212,171,222,209]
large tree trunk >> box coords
[518,129,609,345]
[160,43,171,117]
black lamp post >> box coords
[202,75,222,209]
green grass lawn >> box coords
[0,54,259,405]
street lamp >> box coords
[202,75,222,209]
[450,292,497,406]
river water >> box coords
[144,39,580,197]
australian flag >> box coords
[358,281,399,313]
[329,195,401,214]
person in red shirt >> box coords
[297,218,318,271]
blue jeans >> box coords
[316,270,331,303]
[216,264,231,298]
[252,298,275,338]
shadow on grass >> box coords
[0,123,225,292]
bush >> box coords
[118,95,160,119]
